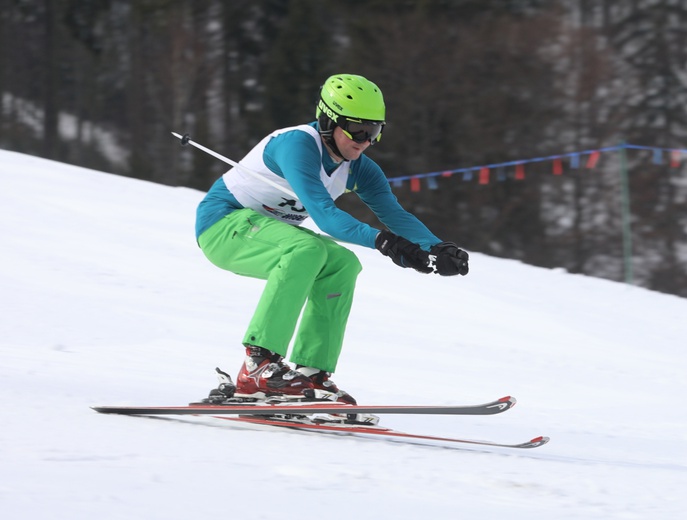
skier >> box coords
[195,74,469,404]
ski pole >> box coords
[172,132,365,250]
[171,132,297,199]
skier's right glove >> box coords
[430,242,469,276]
[375,230,433,274]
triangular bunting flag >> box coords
[553,158,563,175]
[570,154,580,169]
[652,148,663,165]
[515,163,525,180]
[670,150,681,168]
[479,167,490,185]
[586,151,601,169]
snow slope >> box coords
[1,150,686,519]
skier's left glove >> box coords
[430,242,469,276]
[375,230,433,274]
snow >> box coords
[1,149,686,519]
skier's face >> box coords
[332,126,371,161]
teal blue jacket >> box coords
[196,122,440,250]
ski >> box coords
[223,415,549,449]
[92,395,516,417]
[92,396,549,449]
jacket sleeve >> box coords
[265,131,380,248]
[353,157,441,250]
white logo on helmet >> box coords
[318,99,339,123]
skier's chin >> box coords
[342,148,364,161]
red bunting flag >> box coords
[410,177,421,192]
[479,167,490,185]
[442,170,453,177]
[553,158,563,175]
[670,150,681,168]
[586,151,601,169]
[515,163,525,180]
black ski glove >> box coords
[430,242,469,276]
[375,230,433,274]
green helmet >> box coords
[316,75,386,157]
[316,74,386,123]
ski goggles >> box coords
[340,119,385,145]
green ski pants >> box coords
[198,209,362,373]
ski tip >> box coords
[522,436,550,448]
[485,396,516,414]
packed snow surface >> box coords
[1,150,686,519]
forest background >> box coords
[2,0,686,297]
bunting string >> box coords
[387,143,687,190]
